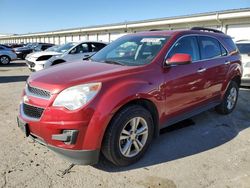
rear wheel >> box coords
[0,55,10,65]
[101,105,154,166]
[216,81,239,114]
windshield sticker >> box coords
[141,38,165,43]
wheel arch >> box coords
[105,98,160,140]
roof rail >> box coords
[190,27,224,34]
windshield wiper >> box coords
[103,60,124,66]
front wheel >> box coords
[216,81,239,114]
[101,105,154,166]
[0,55,10,65]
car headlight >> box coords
[53,83,101,110]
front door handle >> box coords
[224,61,231,65]
[197,68,206,73]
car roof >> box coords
[132,28,230,38]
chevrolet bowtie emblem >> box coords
[23,95,29,103]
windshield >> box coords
[55,42,77,53]
[236,43,250,54]
[45,45,61,52]
[91,35,169,66]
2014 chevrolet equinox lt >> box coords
[17,27,242,166]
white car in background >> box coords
[236,40,250,86]
[25,41,107,71]
[0,45,17,65]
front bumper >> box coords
[25,60,44,72]
[17,116,99,165]
[48,145,99,165]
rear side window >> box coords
[167,36,200,61]
[90,43,106,52]
[224,38,237,53]
[198,36,222,59]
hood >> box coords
[28,51,62,58]
[28,61,141,93]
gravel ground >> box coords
[0,60,250,188]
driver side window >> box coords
[70,43,89,54]
[167,36,200,61]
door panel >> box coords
[198,36,229,100]
[163,36,207,118]
[163,62,206,117]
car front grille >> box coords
[27,84,51,99]
[23,103,44,119]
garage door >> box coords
[60,36,66,44]
[89,34,97,41]
[80,35,87,41]
[98,33,109,42]
[227,24,250,41]
[54,36,60,45]
[72,35,79,42]
[110,33,126,42]
[66,35,72,42]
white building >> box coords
[0,8,250,44]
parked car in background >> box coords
[4,43,24,48]
[17,28,242,166]
[0,45,17,64]
[25,41,107,71]
[236,40,250,86]
[14,43,54,60]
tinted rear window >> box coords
[199,36,221,59]
[223,37,237,52]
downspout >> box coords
[216,13,224,32]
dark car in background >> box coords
[14,43,54,59]
[4,43,24,48]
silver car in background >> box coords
[25,41,107,71]
[236,40,250,86]
[0,45,17,65]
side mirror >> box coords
[166,53,192,65]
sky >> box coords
[0,0,249,34]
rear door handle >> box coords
[197,68,206,73]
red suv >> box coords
[17,27,242,166]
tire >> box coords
[22,54,27,60]
[0,55,10,65]
[101,105,154,166]
[216,81,239,115]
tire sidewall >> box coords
[223,81,239,114]
[109,106,154,166]
[0,56,10,65]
